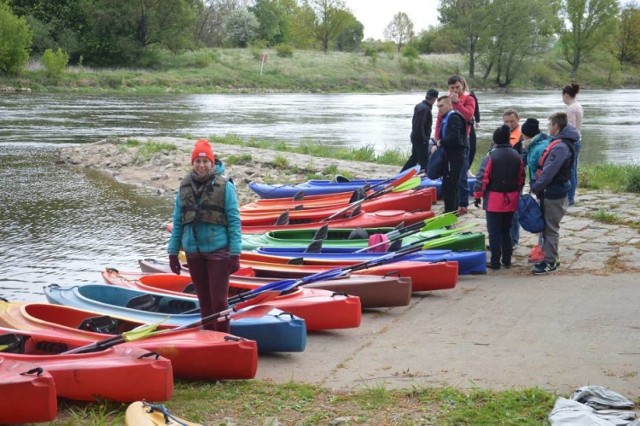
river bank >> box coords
[60,136,640,275]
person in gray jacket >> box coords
[530,112,578,274]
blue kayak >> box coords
[249,176,476,199]
[43,284,307,353]
[255,247,487,275]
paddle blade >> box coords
[312,224,329,240]
[274,210,289,225]
[121,318,167,342]
[420,212,458,232]
[293,190,304,201]
[392,176,421,192]
[387,238,403,252]
[304,239,323,253]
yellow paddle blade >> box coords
[179,251,186,263]
[392,176,421,192]
[121,318,169,342]
[0,344,9,351]
[420,212,458,232]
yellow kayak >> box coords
[125,401,202,426]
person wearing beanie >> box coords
[520,118,552,263]
[473,124,525,270]
[167,139,242,333]
[402,88,439,173]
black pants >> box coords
[486,211,515,267]
[401,140,429,172]
[441,159,463,213]
[468,126,477,167]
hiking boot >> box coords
[457,206,468,215]
[528,245,545,263]
[531,261,560,275]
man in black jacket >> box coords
[402,88,438,172]
[435,95,468,213]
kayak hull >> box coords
[250,176,476,199]
[0,302,258,380]
[42,284,306,353]
[0,357,57,423]
[0,326,173,402]
[254,248,487,275]
[102,270,361,331]
[134,263,413,309]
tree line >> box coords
[1,0,639,87]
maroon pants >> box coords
[186,250,230,333]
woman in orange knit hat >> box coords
[167,139,241,332]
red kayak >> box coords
[102,269,361,331]
[0,326,173,402]
[236,254,458,292]
[0,355,57,423]
[134,261,413,309]
[240,187,435,214]
[240,209,435,233]
[0,300,258,381]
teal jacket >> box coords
[167,160,242,256]
[523,133,551,182]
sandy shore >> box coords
[59,137,640,398]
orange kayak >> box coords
[0,355,57,423]
[0,326,173,402]
[0,300,258,381]
[133,262,413,309]
[236,254,458,292]
[240,187,435,214]
[102,269,361,331]
[240,209,435,234]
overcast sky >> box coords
[344,0,440,40]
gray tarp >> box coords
[549,386,637,426]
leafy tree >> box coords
[478,0,559,87]
[383,12,414,52]
[195,0,248,47]
[41,47,69,77]
[0,2,32,75]
[250,0,299,46]
[414,26,459,54]
[287,2,316,48]
[438,0,491,78]
[617,2,640,64]
[309,0,351,53]
[560,0,620,80]
[8,0,85,58]
[333,11,363,51]
[224,8,259,47]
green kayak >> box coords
[242,227,485,252]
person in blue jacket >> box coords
[473,125,524,270]
[530,112,578,274]
[167,139,242,332]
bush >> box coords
[275,44,294,58]
[401,45,419,59]
[0,3,32,75]
[625,166,640,193]
[41,48,69,77]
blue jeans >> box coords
[458,146,470,207]
[568,140,582,204]
[510,210,520,246]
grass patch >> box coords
[50,381,558,424]
[134,141,177,161]
[590,209,621,224]
[580,163,640,193]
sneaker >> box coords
[528,245,545,263]
[512,243,519,251]
[457,206,468,215]
[486,262,500,270]
[531,261,560,275]
[501,261,511,269]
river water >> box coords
[1,90,639,301]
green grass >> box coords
[580,163,640,193]
[590,209,621,224]
[49,381,560,425]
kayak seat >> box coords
[348,228,368,240]
[78,315,120,334]
[0,333,27,354]
[158,298,198,314]
[124,294,159,312]
[183,283,196,294]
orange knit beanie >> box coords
[191,139,215,164]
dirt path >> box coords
[59,137,640,398]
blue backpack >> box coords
[518,193,545,233]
